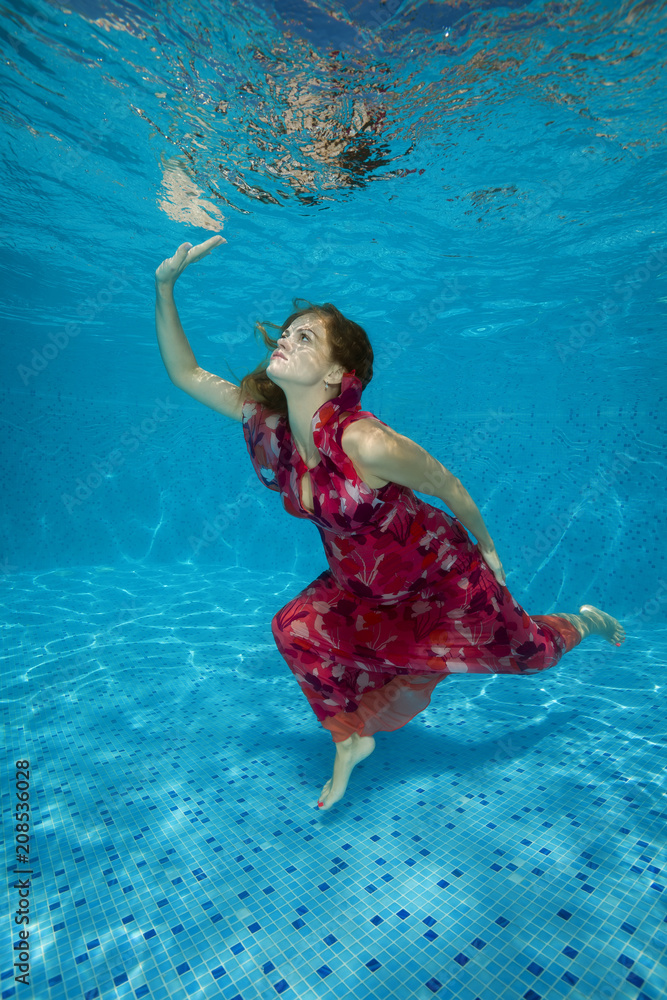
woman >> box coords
[155,236,625,811]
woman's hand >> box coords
[477,542,506,586]
[155,235,226,288]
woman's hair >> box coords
[239,299,374,414]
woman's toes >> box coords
[579,605,625,645]
[318,779,332,808]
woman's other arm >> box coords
[155,238,243,422]
[342,419,506,585]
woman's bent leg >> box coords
[322,672,446,742]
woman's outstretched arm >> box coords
[155,237,244,422]
[342,419,506,585]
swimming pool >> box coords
[2,0,666,998]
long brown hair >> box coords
[239,299,374,414]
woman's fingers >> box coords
[192,235,225,254]
[181,235,226,264]
[478,544,506,586]
[156,235,225,285]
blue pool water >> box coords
[2,1,666,998]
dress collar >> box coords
[312,370,363,432]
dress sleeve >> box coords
[241,398,283,492]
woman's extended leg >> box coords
[552,605,626,645]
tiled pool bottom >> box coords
[2,566,665,1000]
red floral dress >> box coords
[242,372,580,743]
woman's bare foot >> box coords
[579,605,626,645]
[317,733,375,811]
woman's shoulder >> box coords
[242,397,285,429]
[339,415,393,489]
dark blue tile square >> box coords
[557,909,572,920]
[113,973,128,986]
[562,946,578,959]
[426,978,443,993]
[454,953,469,966]
[211,965,226,980]
[274,981,289,994]
[562,971,578,986]
[527,962,543,976]
[495,916,510,927]
[176,962,190,975]
[316,966,332,978]
[471,938,486,950]
[626,972,644,988]
[366,958,382,972]
[617,954,634,968]
[135,987,149,998]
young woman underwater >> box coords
[155,235,625,811]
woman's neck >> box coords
[284,384,340,466]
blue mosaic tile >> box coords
[4,567,665,1000]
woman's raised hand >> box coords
[155,235,226,288]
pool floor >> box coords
[2,566,665,1000]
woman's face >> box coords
[266,312,341,390]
